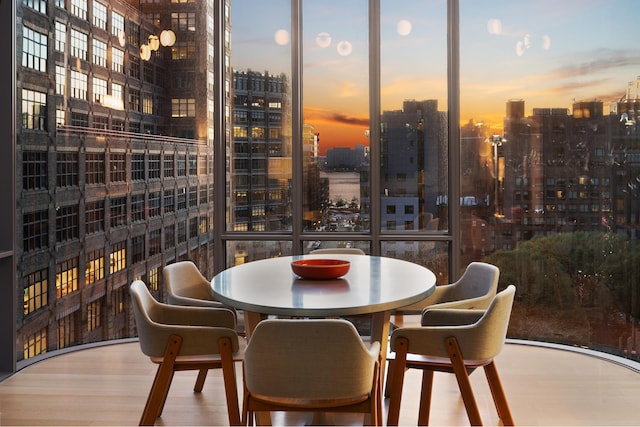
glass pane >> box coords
[380,0,448,233]
[226,240,292,266]
[302,0,370,232]
[461,0,640,361]
[381,241,449,285]
[16,0,217,362]
[303,240,370,254]
[230,0,293,232]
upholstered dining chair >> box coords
[395,261,500,314]
[386,285,516,426]
[129,280,243,426]
[386,262,500,396]
[310,247,366,255]
[163,260,245,335]
[242,318,382,426]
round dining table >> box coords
[211,254,436,376]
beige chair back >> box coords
[310,247,366,255]
[163,261,215,303]
[391,285,515,361]
[244,318,379,400]
[437,261,500,307]
[129,280,237,358]
[399,261,499,313]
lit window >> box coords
[23,268,48,317]
[171,98,195,117]
[70,70,87,100]
[22,27,47,72]
[70,0,87,19]
[109,241,126,274]
[111,82,124,109]
[70,29,88,60]
[85,249,104,285]
[87,299,102,332]
[92,39,107,67]
[56,257,79,298]
[111,47,124,73]
[55,65,65,95]
[21,89,47,130]
[23,0,47,14]
[55,21,66,52]
[23,327,47,360]
[57,311,78,349]
[93,1,107,29]
[170,41,195,60]
[93,77,107,103]
[148,266,160,291]
[171,12,196,31]
[111,11,124,38]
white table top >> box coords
[211,254,436,317]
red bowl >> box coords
[291,259,351,280]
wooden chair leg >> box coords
[445,337,483,426]
[417,370,434,426]
[193,368,208,392]
[386,337,409,426]
[156,370,176,419]
[483,361,514,426]
[140,335,182,426]
[368,358,381,426]
[219,337,241,426]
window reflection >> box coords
[461,0,640,357]
[229,0,292,242]
[302,0,370,233]
[11,0,640,368]
[380,0,448,235]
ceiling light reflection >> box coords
[274,29,290,46]
[487,18,502,35]
[316,32,332,48]
[336,40,352,56]
[159,29,176,47]
[397,19,412,36]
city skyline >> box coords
[232,0,640,153]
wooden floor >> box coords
[1,335,639,426]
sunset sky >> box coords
[231,0,640,155]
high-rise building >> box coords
[380,100,445,231]
[499,99,614,250]
[17,0,228,362]
[229,70,291,235]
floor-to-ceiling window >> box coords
[226,0,455,282]
[4,0,640,375]
[459,0,640,357]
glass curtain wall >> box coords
[9,0,640,373]
[459,0,640,359]
[227,0,294,264]
[379,0,450,283]
[227,0,453,277]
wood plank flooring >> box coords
[1,335,639,425]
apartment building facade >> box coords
[17,0,226,362]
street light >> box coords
[487,134,506,215]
